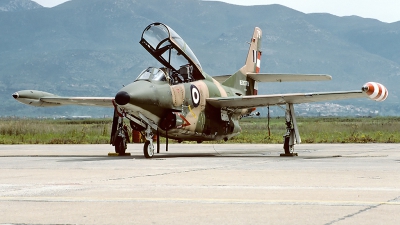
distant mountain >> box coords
[1,0,399,117]
[0,0,42,11]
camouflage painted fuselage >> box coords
[117,72,252,141]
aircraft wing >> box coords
[12,90,114,107]
[207,82,388,109]
[207,90,368,109]
[40,97,114,107]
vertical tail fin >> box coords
[222,27,262,96]
[244,27,262,74]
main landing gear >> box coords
[110,109,129,155]
[115,123,128,154]
[280,103,300,157]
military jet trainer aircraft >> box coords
[13,22,388,158]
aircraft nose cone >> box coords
[12,92,19,99]
[115,91,130,105]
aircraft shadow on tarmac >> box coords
[58,153,349,161]
[57,153,218,162]
[1,153,366,162]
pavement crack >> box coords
[106,166,224,181]
[105,159,258,181]
[325,195,400,225]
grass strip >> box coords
[0,117,399,144]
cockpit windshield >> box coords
[136,67,167,82]
[140,23,205,81]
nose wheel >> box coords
[136,112,168,159]
[143,125,155,158]
[143,140,155,158]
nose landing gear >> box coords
[143,125,155,158]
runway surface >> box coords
[0,144,399,224]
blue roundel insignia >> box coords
[190,85,200,107]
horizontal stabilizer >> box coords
[247,73,332,82]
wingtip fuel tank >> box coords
[362,82,388,102]
[12,90,60,107]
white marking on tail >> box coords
[240,80,249,86]
[256,51,261,73]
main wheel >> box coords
[115,136,126,154]
[283,136,290,155]
[143,140,154,158]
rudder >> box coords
[222,27,262,96]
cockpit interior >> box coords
[135,65,194,85]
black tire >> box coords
[115,136,126,154]
[283,136,290,155]
[143,140,154,158]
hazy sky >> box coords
[31,0,400,23]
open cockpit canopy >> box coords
[140,23,205,81]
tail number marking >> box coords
[240,80,249,86]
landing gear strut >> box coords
[281,103,300,157]
[115,118,129,154]
[143,125,155,158]
[110,108,128,155]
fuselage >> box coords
[115,69,250,142]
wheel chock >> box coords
[280,153,298,157]
[108,153,131,156]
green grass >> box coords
[0,118,110,144]
[232,117,400,144]
[1,117,399,144]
